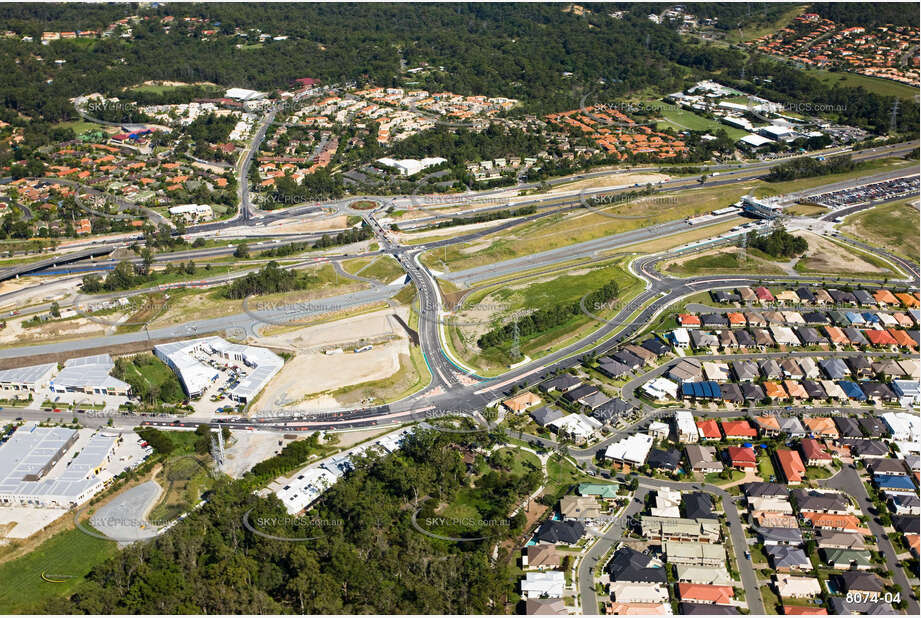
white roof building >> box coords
[605,433,654,467]
[168,204,213,220]
[49,354,131,396]
[643,377,679,400]
[651,487,682,518]
[672,327,690,348]
[0,426,119,508]
[154,337,283,402]
[892,380,920,408]
[648,421,670,442]
[702,361,730,382]
[224,87,266,101]
[0,362,57,391]
[547,413,602,442]
[375,157,447,176]
[738,133,774,148]
[881,412,921,442]
[674,410,699,443]
[521,571,565,599]
[769,325,800,346]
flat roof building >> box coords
[49,354,130,397]
[155,336,283,402]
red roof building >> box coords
[755,287,775,302]
[696,419,721,440]
[720,420,757,439]
[800,438,833,466]
[776,449,806,485]
[677,583,734,605]
[727,446,757,469]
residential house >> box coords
[766,545,812,571]
[685,444,723,474]
[774,574,821,599]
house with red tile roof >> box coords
[755,287,775,302]
[800,438,833,466]
[678,314,701,327]
[865,329,898,347]
[726,446,756,469]
[727,312,746,327]
[720,420,757,439]
[677,583,734,605]
[776,449,806,485]
[873,290,899,306]
[696,419,721,440]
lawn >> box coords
[491,447,542,477]
[757,453,776,482]
[784,203,829,217]
[0,528,117,613]
[806,68,919,100]
[656,107,748,140]
[665,247,788,277]
[343,255,405,284]
[420,182,759,273]
[841,200,920,263]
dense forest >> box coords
[48,429,536,614]
[747,227,809,258]
[2,2,914,138]
[478,279,620,349]
[223,261,318,299]
[765,154,861,182]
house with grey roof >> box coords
[819,358,849,379]
[756,526,803,546]
[766,545,811,571]
[833,416,862,439]
[732,360,758,382]
[759,359,783,379]
[778,416,806,437]
[842,327,868,346]
[734,329,756,348]
[531,406,565,427]
[740,382,765,401]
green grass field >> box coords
[666,248,788,277]
[343,255,405,283]
[841,199,920,263]
[0,528,116,613]
[754,158,918,197]
[806,69,919,100]
[656,107,748,140]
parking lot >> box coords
[805,175,919,209]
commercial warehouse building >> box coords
[154,337,283,403]
[49,354,131,397]
[0,362,57,392]
[0,425,119,508]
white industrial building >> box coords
[49,354,131,396]
[674,410,699,443]
[0,362,57,392]
[276,427,414,514]
[375,156,447,176]
[154,337,284,403]
[0,425,119,508]
[604,433,654,468]
[168,204,213,222]
[224,87,266,101]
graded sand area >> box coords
[795,230,892,275]
[220,431,295,478]
[251,307,411,412]
[0,507,67,541]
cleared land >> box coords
[252,306,418,411]
[794,230,895,276]
[840,199,920,263]
[665,246,790,277]
[421,182,759,273]
[446,258,642,372]
[806,68,919,100]
[342,255,405,283]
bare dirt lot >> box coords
[252,307,411,412]
[796,230,891,275]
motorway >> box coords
[1,135,919,613]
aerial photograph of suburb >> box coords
[0,1,918,616]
